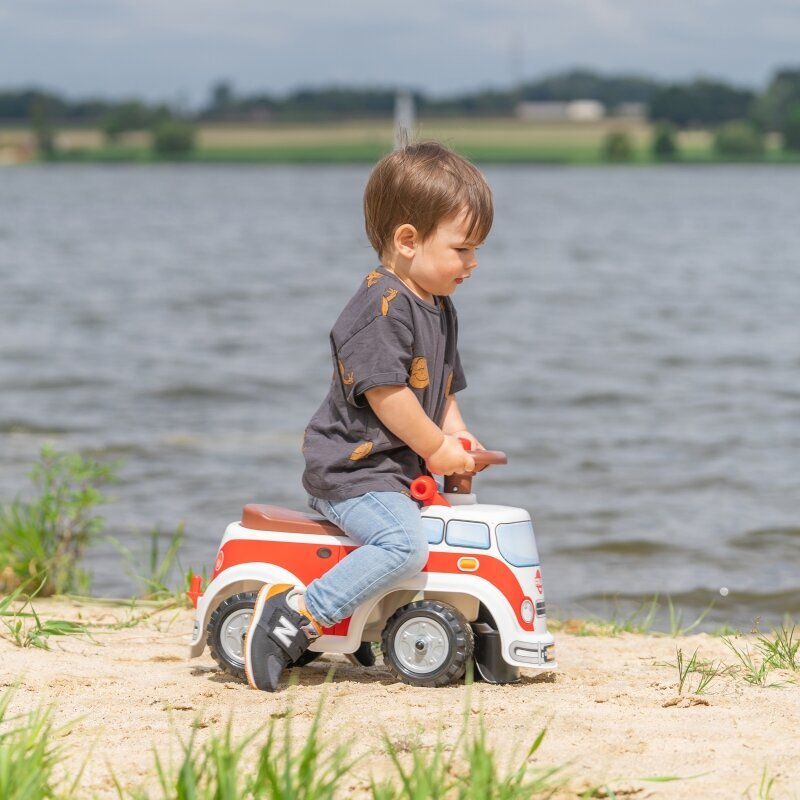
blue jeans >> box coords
[303,492,428,628]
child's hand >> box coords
[447,429,485,452]
[445,429,488,471]
[427,434,476,476]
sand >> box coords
[1,599,798,799]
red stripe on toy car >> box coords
[424,552,534,631]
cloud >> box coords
[0,0,796,100]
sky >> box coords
[1,0,799,106]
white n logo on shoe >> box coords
[272,615,299,649]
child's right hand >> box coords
[426,434,476,476]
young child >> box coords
[244,141,493,691]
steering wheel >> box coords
[443,447,507,495]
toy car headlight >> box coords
[520,599,534,623]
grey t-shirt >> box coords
[302,265,467,501]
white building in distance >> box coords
[515,99,605,122]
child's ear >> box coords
[393,223,417,257]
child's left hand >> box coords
[448,430,488,471]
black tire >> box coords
[381,600,474,687]
[346,641,377,667]
[207,591,257,680]
[207,591,322,679]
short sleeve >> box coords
[337,316,414,407]
[451,347,468,394]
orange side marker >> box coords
[187,574,203,608]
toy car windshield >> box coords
[496,521,540,567]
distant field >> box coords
[1,117,795,164]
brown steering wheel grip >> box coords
[443,449,507,494]
[469,449,508,468]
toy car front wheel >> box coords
[207,591,320,680]
[381,600,474,687]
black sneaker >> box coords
[244,584,320,691]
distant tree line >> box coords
[2,66,799,141]
[200,68,800,133]
[0,89,110,123]
[194,70,746,123]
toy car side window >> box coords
[445,520,490,550]
[496,521,539,567]
[422,517,444,545]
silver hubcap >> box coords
[220,608,252,666]
[394,617,450,674]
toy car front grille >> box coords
[535,600,546,617]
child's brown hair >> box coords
[363,141,493,258]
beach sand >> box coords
[1,599,797,799]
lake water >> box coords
[1,163,798,631]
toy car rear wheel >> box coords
[381,600,474,687]
[207,591,320,680]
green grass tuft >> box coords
[119,690,354,799]
[0,581,94,650]
[0,446,116,596]
[667,596,716,637]
[756,625,799,672]
[371,694,558,800]
[744,767,779,800]
[109,523,201,604]
[0,685,87,800]
[721,624,800,688]
[722,638,779,688]
[661,647,733,695]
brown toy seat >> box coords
[241,504,346,537]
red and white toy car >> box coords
[188,448,556,686]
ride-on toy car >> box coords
[187,447,556,686]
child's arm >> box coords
[440,395,484,452]
[365,386,475,475]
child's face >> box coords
[406,210,481,300]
